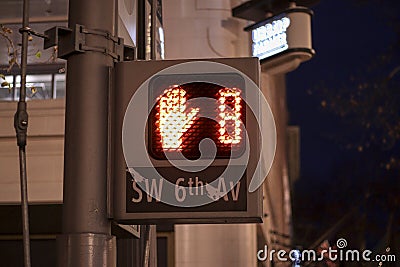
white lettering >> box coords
[195,177,203,195]
[188,177,194,195]
[277,250,287,261]
[230,181,240,201]
[362,250,372,261]
[252,17,291,60]
[145,178,163,202]
[328,247,338,261]
[131,181,143,203]
[217,177,229,201]
[257,245,268,261]
[269,249,276,262]
[133,176,242,203]
[175,178,186,202]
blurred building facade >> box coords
[0,0,309,266]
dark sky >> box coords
[285,0,400,250]
[286,0,397,180]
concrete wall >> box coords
[0,99,64,203]
[260,73,292,266]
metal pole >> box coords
[14,0,32,265]
[137,0,147,60]
[139,2,158,265]
[18,148,31,267]
[57,0,117,265]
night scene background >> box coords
[287,0,400,265]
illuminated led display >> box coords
[149,82,246,159]
[157,86,199,150]
[218,87,242,145]
[251,16,291,60]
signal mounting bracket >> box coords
[44,24,132,62]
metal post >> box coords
[139,1,158,265]
[137,0,147,60]
[14,0,32,266]
[57,0,117,266]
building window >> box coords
[0,64,66,101]
[0,75,14,100]
[55,74,66,99]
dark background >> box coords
[287,0,400,260]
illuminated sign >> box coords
[113,58,277,224]
[252,16,291,60]
[149,79,246,159]
[246,7,315,64]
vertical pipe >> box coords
[20,0,29,102]
[58,0,117,265]
[137,0,147,60]
[17,0,31,265]
[51,74,56,99]
[150,0,157,60]
[18,148,30,267]
[137,1,158,265]
[63,0,114,236]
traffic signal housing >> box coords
[112,57,266,224]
